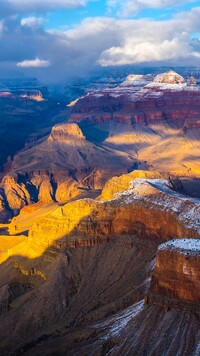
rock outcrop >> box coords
[2,175,32,213]
[100,170,163,200]
[153,70,185,84]
[0,71,199,356]
[146,239,200,311]
[47,122,85,143]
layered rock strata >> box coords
[26,179,200,249]
[146,239,200,312]
[69,70,200,127]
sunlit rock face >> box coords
[153,70,185,84]
[27,179,200,253]
[100,170,163,200]
[146,239,200,311]
[20,90,43,101]
[48,123,85,143]
[2,175,31,213]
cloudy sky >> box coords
[0,0,200,81]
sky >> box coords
[0,0,200,81]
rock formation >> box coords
[100,170,163,200]
[153,70,185,84]
[187,76,197,87]
[146,239,200,311]
[69,70,200,127]
[5,178,196,252]
[119,74,152,87]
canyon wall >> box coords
[146,239,200,312]
[26,179,200,248]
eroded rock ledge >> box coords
[146,239,200,313]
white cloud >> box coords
[107,0,197,17]
[12,0,87,10]
[21,17,45,27]
[98,20,195,65]
[0,7,200,80]
[192,51,200,58]
[0,0,90,18]
[62,13,200,67]
[17,57,50,68]
[0,21,4,33]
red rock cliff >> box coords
[146,239,200,312]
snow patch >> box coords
[158,239,200,256]
[114,178,200,235]
[95,300,144,338]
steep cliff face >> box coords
[146,239,200,309]
[69,70,200,127]
[47,122,86,143]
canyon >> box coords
[0,70,200,221]
[0,70,199,355]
